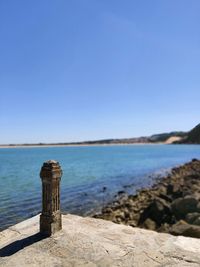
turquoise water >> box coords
[0,144,200,230]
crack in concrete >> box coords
[143,251,162,264]
[170,255,200,264]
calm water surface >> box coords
[0,144,200,230]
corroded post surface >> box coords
[40,160,62,236]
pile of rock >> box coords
[94,159,200,238]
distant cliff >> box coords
[175,123,200,144]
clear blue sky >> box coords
[0,0,199,144]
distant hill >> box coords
[149,132,186,143]
[175,123,200,144]
[74,131,187,144]
[1,132,187,147]
[1,124,199,147]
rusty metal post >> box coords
[40,160,62,236]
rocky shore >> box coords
[94,159,200,238]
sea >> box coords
[0,144,200,231]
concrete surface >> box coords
[1,214,200,266]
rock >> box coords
[117,190,126,195]
[115,211,126,221]
[129,213,140,222]
[139,198,172,225]
[143,218,157,230]
[159,193,172,202]
[167,183,183,198]
[185,213,200,224]
[171,196,199,220]
[102,186,107,192]
[127,220,137,227]
[157,223,170,233]
[193,217,200,226]
[102,207,113,214]
[157,185,167,195]
[170,221,200,238]
[197,202,200,211]
[167,184,173,195]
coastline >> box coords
[0,142,165,149]
[94,159,200,238]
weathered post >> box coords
[40,160,62,236]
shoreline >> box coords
[0,143,165,149]
[94,158,200,238]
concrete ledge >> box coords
[1,214,200,266]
